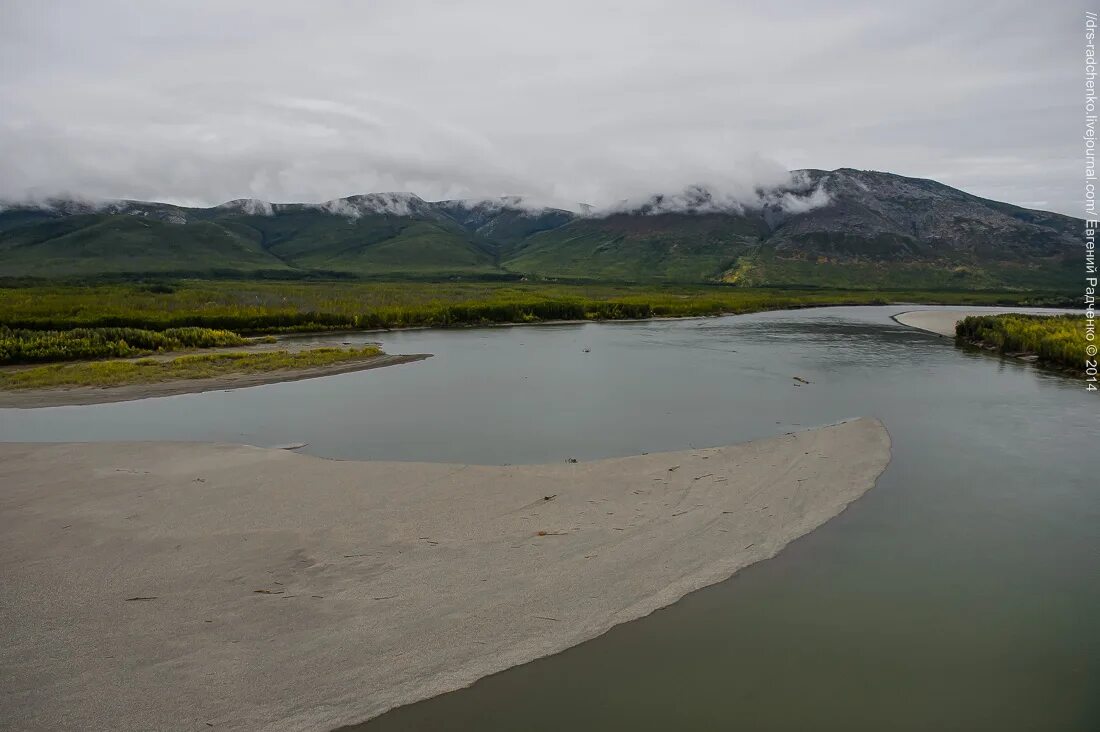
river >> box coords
[1,306,1096,730]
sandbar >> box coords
[0,418,890,730]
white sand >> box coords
[0,418,890,731]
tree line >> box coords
[0,326,245,365]
[956,314,1087,372]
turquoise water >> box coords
[1,306,1096,730]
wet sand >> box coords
[0,353,430,408]
[0,418,890,731]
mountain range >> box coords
[0,169,1082,290]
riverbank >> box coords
[2,280,1072,333]
[0,418,891,731]
[0,352,430,408]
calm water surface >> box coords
[1,306,1096,730]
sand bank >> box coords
[0,353,429,408]
[892,309,1057,337]
[0,418,890,731]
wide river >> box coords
[1,306,1096,730]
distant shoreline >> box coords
[0,353,430,409]
[295,301,1075,339]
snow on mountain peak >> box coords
[443,195,560,216]
[594,176,832,218]
[217,198,274,216]
[320,192,427,218]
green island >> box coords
[955,313,1088,372]
[0,346,382,390]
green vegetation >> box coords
[265,219,496,276]
[0,346,383,390]
[0,280,1078,392]
[956,314,1088,372]
[721,251,1079,291]
[0,214,297,278]
[0,281,1070,334]
[0,326,245,365]
[503,214,766,283]
[0,205,501,280]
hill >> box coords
[0,170,1082,289]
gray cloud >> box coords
[0,0,1083,216]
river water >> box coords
[1,306,1096,730]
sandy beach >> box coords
[0,353,430,408]
[0,418,890,731]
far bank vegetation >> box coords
[955,314,1087,372]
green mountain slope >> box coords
[0,213,292,277]
[209,208,496,276]
[502,213,768,282]
[280,219,494,275]
[435,199,574,247]
[0,196,499,278]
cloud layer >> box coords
[0,0,1082,215]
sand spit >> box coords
[0,353,430,409]
[0,418,890,731]
[892,309,1058,338]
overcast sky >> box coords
[0,1,1084,215]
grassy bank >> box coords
[0,281,1073,334]
[0,346,384,390]
[956,314,1088,372]
[0,326,246,365]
